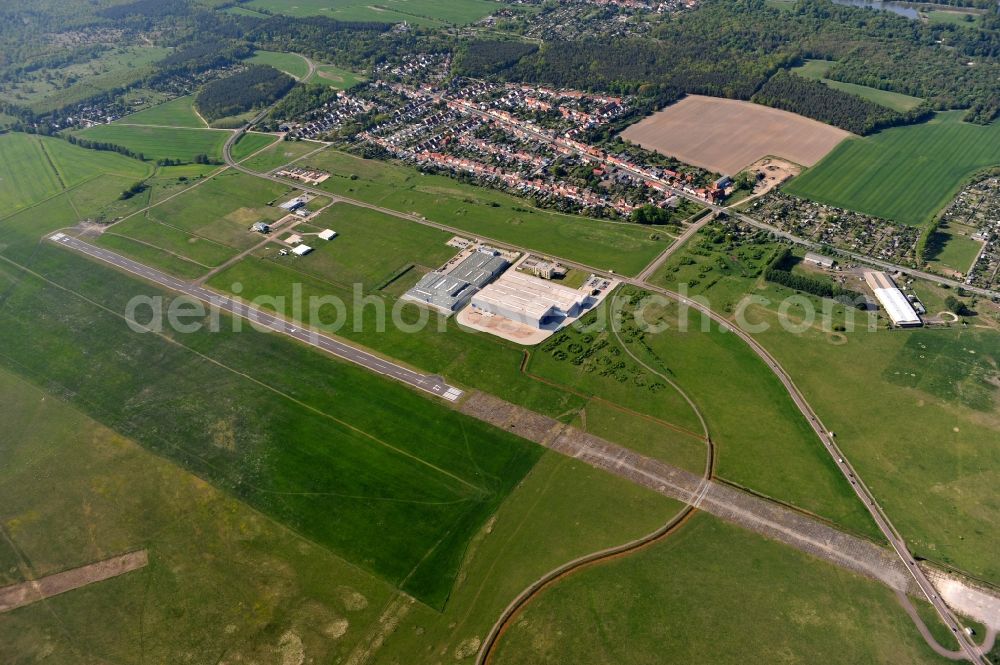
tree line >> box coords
[751,71,932,134]
[764,248,865,305]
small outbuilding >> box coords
[292,244,313,256]
[318,229,337,241]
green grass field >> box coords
[242,138,323,171]
[248,50,311,79]
[307,64,368,89]
[244,0,498,25]
[0,365,397,663]
[492,513,947,665]
[0,133,152,219]
[790,60,925,112]
[307,149,670,276]
[655,224,1000,584]
[75,124,231,163]
[262,202,456,287]
[785,112,1000,226]
[0,247,542,608]
[925,229,982,274]
[230,131,279,161]
[0,356,682,663]
[114,95,207,128]
[925,8,981,26]
[533,288,879,538]
[141,169,291,249]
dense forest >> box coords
[751,72,931,134]
[463,0,1000,125]
[195,65,294,121]
[453,40,539,76]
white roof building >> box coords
[318,229,337,240]
[864,271,922,327]
[471,271,590,328]
[292,244,313,256]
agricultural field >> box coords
[0,247,543,608]
[0,133,152,217]
[785,111,1000,226]
[243,0,499,25]
[113,95,207,128]
[307,64,368,89]
[242,138,324,172]
[492,513,947,665]
[74,124,231,163]
[0,45,169,114]
[230,131,279,161]
[247,50,310,80]
[791,60,925,112]
[620,94,850,174]
[307,149,670,276]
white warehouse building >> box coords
[470,271,590,328]
[864,271,922,327]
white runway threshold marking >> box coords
[48,234,465,403]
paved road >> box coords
[47,233,463,403]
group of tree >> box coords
[118,181,149,200]
[195,65,295,121]
[264,83,343,126]
[764,247,865,305]
[751,71,932,134]
[945,294,972,315]
[631,204,683,227]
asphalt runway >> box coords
[49,233,463,402]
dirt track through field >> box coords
[620,95,850,175]
[0,550,148,613]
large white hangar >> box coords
[470,271,590,328]
[864,271,922,328]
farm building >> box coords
[402,248,509,314]
[804,252,836,269]
[864,271,922,327]
[292,244,313,256]
[251,222,271,234]
[318,229,337,240]
[471,271,590,328]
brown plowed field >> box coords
[620,95,850,175]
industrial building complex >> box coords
[402,246,510,314]
[864,271,923,328]
[471,271,590,328]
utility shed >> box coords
[292,244,313,256]
[318,229,337,240]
